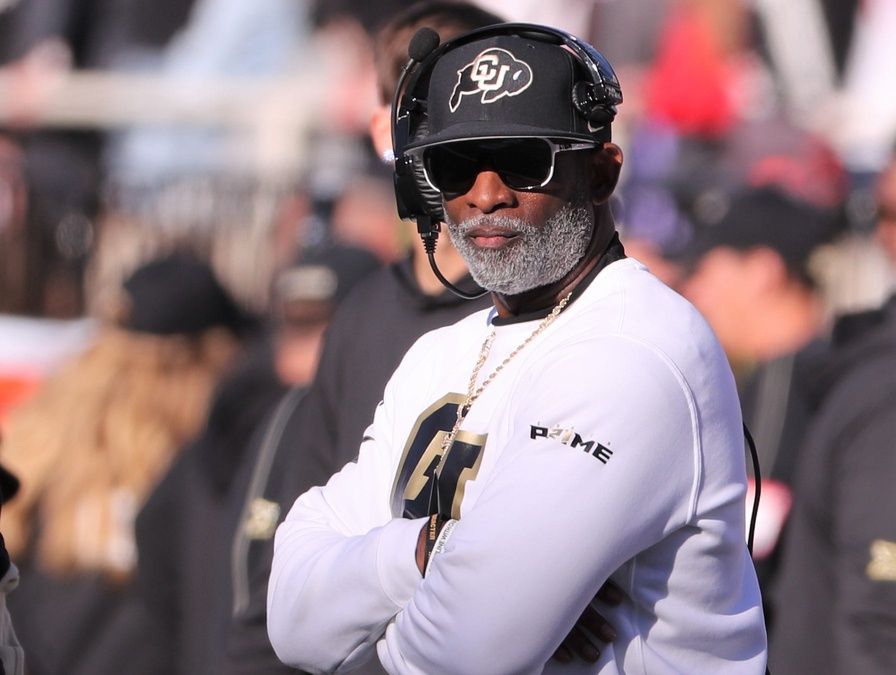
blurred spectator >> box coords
[271,245,383,386]
[253,0,498,531]
[0,252,244,674]
[212,4,502,673]
[750,0,841,130]
[680,188,833,368]
[330,173,407,263]
[2,0,312,318]
[678,187,837,624]
[0,459,24,675]
[133,245,379,675]
[770,150,896,674]
[0,0,192,70]
[620,116,848,239]
[617,114,849,287]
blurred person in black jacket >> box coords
[769,150,896,674]
[220,4,502,674]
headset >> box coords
[391,23,623,299]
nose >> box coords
[463,168,517,214]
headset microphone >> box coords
[391,27,439,164]
[408,26,440,61]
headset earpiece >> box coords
[571,81,615,128]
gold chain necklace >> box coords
[440,290,574,453]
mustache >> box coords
[448,214,532,234]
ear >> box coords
[588,142,624,204]
[369,105,393,161]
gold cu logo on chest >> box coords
[449,48,533,112]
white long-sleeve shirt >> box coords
[268,258,767,674]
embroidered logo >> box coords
[449,48,533,112]
[587,118,606,134]
[867,539,896,582]
[530,424,614,464]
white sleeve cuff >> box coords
[376,516,425,608]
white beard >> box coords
[444,190,594,295]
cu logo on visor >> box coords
[449,48,533,112]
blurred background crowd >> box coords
[0,0,895,673]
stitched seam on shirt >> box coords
[617,282,628,333]
[542,322,703,525]
[602,333,703,525]
[494,329,704,532]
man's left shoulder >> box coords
[584,260,720,358]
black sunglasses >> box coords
[414,137,595,194]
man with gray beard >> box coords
[269,23,767,674]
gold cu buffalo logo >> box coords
[449,48,533,112]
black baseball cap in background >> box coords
[679,187,838,284]
[274,245,381,325]
[122,252,252,336]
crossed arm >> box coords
[267,342,697,674]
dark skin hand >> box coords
[551,580,624,664]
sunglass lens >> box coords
[424,143,479,194]
[491,139,553,190]
[424,139,555,193]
